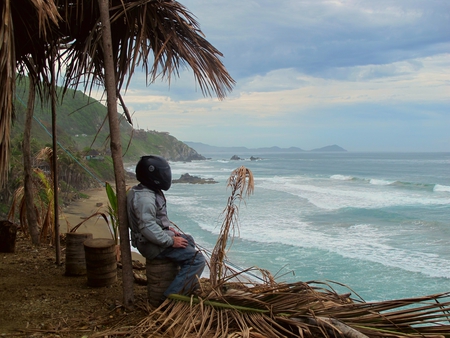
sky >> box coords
[120,0,450,152]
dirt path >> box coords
[0,186,148,337]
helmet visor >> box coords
[159,165,172,190]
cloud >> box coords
[101,0,450,152]
[181,0,450,78]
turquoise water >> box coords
[131,152,450,301]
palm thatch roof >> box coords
[57,0,234,98]
[0,0,235,187]
[0,0,60,187]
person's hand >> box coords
[169,227,181,236]
[172,236,188,248]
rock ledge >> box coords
[172,173,218,184]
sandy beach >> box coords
[61,184,145,263]
[61,187,111,236]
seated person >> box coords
[127,155,205,300]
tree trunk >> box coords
[50,49,61,264]
[23,79,40,245]
[0,0,14,188]
[97,0,134,308]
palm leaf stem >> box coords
[168,294,269,313]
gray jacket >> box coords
[127,184,174,259]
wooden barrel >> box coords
[65,232,93,276]
[84,238,117,287]
[146,258,180,307]
[0,220,17,253]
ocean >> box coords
[130,152,450,302]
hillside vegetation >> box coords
[14,78,203,163]
[0,78,203,216]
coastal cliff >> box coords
[13,80,204,163]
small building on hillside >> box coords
[85,149,104,160]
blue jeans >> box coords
[155,234,206,297]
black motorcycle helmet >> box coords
[135,155,172,191]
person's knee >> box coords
[195,251,206,268]
[183,234,195,246]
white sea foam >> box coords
[170,161,215,174]
[369,178,395,185]
[192,221,450,280]
[216,216,450,279]
[256,176,450,210]
[434,184,450,192]
[330,174,354,181]
[166,195,200,207]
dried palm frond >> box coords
[210,166,254,288]
[1,0,61,188]
[7,167,55,243]
[109,278,450,338]
[13,0,62,96]
[7,187,28,233]
[56,0,235,99]
[7,147,66,244]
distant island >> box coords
[309,145,346,152]
[185,142,346,154]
